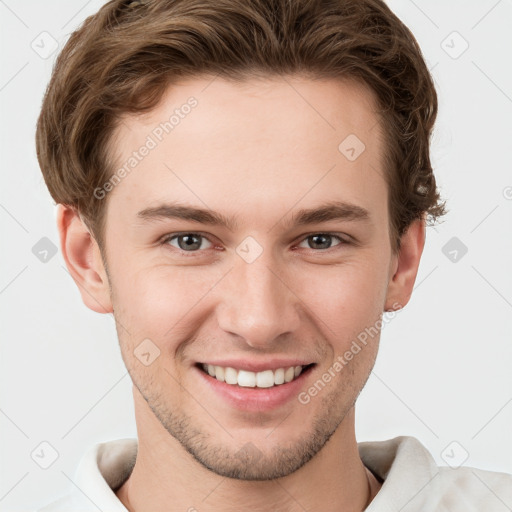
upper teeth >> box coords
[202,364,304,388]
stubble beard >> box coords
[130,367,365,481]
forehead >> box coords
[106,75,387,227]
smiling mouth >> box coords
[197,363,316,388]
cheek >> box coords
[297,258,388,337]
[112,264,227,339]
[110,265,221,386]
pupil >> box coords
[310,234,330,249]
[179,234,201,251]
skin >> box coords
[57,75,425,512]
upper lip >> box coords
[198,359,315,373]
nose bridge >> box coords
[217,248,300,347]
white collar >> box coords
[40,436,451,511]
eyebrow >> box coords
[136,200,371,231]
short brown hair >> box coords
[36,0,446,253]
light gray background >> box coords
[1,0,512,510]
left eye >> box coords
[297,234,344,250]
[164,233,213,251]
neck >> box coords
[116,389,380,512]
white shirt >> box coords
[36,436,512,511]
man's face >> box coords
[101,76,398,479]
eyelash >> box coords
[159,231,351,256]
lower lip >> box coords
[195,365,315,412]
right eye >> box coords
[162,233,214,252]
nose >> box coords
[216,249,301,349]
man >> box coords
[35,0,512,510]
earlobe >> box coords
[56,204,113,314]
[384,218,426,312]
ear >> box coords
[56,204,113,314]
[384,217,425,312]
